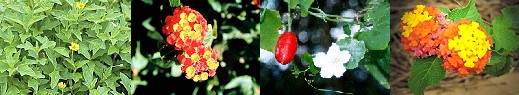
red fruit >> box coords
[275,32,298,65]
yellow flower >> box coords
[207,58,218,70]
[188,13,197,22]
[447,21,491,68]
[201,72,208,81]
[69,42,80,51]
[203,50,212,59]
[193,75,201,82]
[190,53,201,62]
[58,82,66,89]
[76,2,85,10]
[185,66,195,79]
[400,5,433,38]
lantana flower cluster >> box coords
[401,5,492,77]
[162,6,219,82]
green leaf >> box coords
[53,47,70,58]
[283,0,297,9]
[169,0,182,8]
[84,4,106,11]
[35,36,56,50]
[363,62,389,89]
[491,6,519,55]
[408,57,446,95]
[107,45,119,55]
[446,0,490,32]
[78,42,91,59]
[16,41,34,51]
[343,24,351,35]
[28,78,39,91]
[484,53,512,76]
[298,0,314,17]
[337,38,366,69]
[89,39,106,55]
[439,7,450,13]
[360,2,390,50]
[301,52,319,75]
[49,71,60,89]
[260,9,282,52]
[75,60,89,71]
[119,73,131,94]
[18,65,36,77]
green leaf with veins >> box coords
[260,9,282,53]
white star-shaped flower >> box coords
[313,43,351,78]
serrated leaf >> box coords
[484,53,511,76]
[260,9,282,52]
[337,38,366,69]
[53,47,70,58]
[360,2,389,50]
[409,57,445,95]
[301,52,319,74]
[491,6,519,55]
[446,0,490,33]
[298,0,314,17]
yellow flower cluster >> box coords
[447,22,491,68]
[401,5,433,38]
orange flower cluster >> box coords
[400,5,441,58]
[178,46,219,82]
[162,6,219,82]
[163,6,208,50]
[439,19,492,77]
[401,5,493,77]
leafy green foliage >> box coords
[361,48,390,89]
[360,1,390,50]
[260,9,282,52]
[484,53,513,76]
[491,6,519,55]
[0,0,131,94]
[446,0,491,33]
[409,57,446,95]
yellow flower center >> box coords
[447,22,490,68]
[173,24,179,32]
[191,53,201,62]
[193,75,201,82]
[203,50,212,59]
[77,2,85,9]
[185,66,195,79]
[188,13,197,22]
[207,58,218,70]
[400,5,433,38]
[69,42,80,51]
[201,72,208,81]
[194,24,202,33]
[58,82,66,89]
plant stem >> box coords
[287,1,292,32]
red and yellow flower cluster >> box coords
[401,5,492,77]
[163,6,219,82]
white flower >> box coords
[313,43,351,78]
[330,27,347,41]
